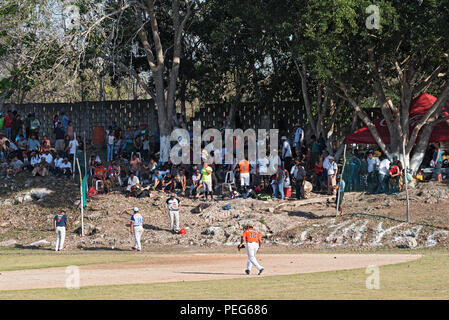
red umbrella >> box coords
[346,93,449,144]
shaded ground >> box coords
[0,253,421,291]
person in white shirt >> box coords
[257,156,269,175]
[376,156,390,194]
[126,171,140,192]
[326,156,338,195]
[67,136,78,157]
[54,154,64,169]
[41,150,53,165]
[107,132,115,162]
[366,152,379,192]
[293,126,304,157]
[29,152,41,170]
[59,158,72,176]
[281,136,293,172]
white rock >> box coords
[27,239,50,247]
[30,188,54,199]
[0,239,17,247]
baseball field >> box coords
[1,247,448,299]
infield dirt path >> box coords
[0,253,421,291]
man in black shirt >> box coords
[294,162,307,200]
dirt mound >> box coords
[1,174,449,251]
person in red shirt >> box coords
[388,163,401,194]
[240,225,264,275]
[4,111,13,140]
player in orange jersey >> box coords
[240,224,264,275]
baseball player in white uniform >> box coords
[130,207,144,251]
[166,193,181,233]
[239,224,264,275]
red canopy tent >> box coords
[346,93,449,144]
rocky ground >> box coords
[1,171,449,251]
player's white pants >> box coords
[133,225,144,251]
[246,242,263,271]
[55,226,66,251]
[169,210,180,231]
[240,172,250,186]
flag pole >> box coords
[402,143,410,223]
[76,158,84,236]
[336,143,347,217]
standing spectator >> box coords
[326,156,338,195]
[106,130,115,162]
[310,135,320,169]
[238,157,250,193]
[12,112,23,140]
[166,193,181,234]
[142,135,150,162]
[376,156,391,194]
[66,121,74,139]
[348,152,361,192]
[59,110,70,130]
[293,125,305,157]
[314,155,325,192]
[201,162,214,202]
[281,136,293,172]
[432,142,443,183]
[4,110,13,139]
[273,165,285,200]
[54,210,69,252]
[54,122,65,156]
[67,135,79,161]
[358,154,369,192]
[30,114,40,137]
[53,115,59,129]
[130,207,143,251]
[25,113,32,139]
[0,112,4,132]
[366,152,379,193]
[294,161,307,200]
[322,150,330,188]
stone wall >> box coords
[2,100,157,141]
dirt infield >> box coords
[0,253,422,291]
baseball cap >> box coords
[170,193,176,198]
[281,136,287,140]
[132,207,139,212]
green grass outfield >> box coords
[1,248,449,299]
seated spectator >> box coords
[17,134,27,162]
[4,140,19,162]
[54,154,63,173]
[29,151,41,171]
[126,171,140,195]
[152,169,164,190]
[93,161,107,192]
[129,154,141,177]
[40,135,51,153]
[26,134,40,161]
[174,169,187,193]
[6,156,24,177]
[40,149,53,167]
[162,172,174,193]
[32,157,50,177]
[190,169,203,199]
[58,158,72,177]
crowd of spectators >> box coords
[0,110,447,204]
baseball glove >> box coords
[237,244,245,251]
